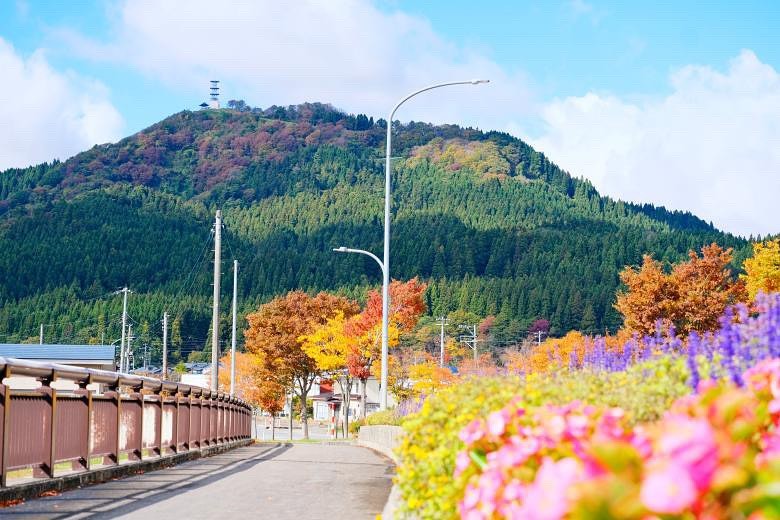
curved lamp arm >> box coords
[333,247,386,278]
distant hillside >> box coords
[0,103,747,360]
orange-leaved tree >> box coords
[345,278,427,415]
[218,351,264,404]
[615,244,743,335]
[244,291,359,439]
[741,238,780,300]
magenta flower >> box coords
[640,461,697,514]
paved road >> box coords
[2,443,394,520]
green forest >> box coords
[0,102,749,363]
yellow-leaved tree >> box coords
[299,312,357,436]
[742,238,780,300]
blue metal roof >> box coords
[0,344,115,361]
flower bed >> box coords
[457,361,780,518]
[395,293,780,519]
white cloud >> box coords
[58,0,532,130]
[530,50,780,238]
[0,38,123,171]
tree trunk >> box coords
[342,376,353,438]
[300,387,310,440]
[360,378,367,419]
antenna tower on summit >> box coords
[209,80,220,109]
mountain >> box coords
[0,103,748,361]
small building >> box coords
[0,344,116,391]
[0,344,115,371]
[311,376,387,421]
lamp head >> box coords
[333,246,348,252]
[471,79,490,85]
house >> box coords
[311,376,392,421]
[0,344,115,370]
[0,343,116,390]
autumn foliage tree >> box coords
[218,351,285,439]
[217,351,263,403]
[741,238,780,300]
[407,356,455,397]
[299,312,357,435]
[244,291,359,439]
[615,243,744,335]
[344,278,427,413]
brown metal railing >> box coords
[0,357,252,486]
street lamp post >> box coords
[378,80,488,409]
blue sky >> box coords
[1,0,779,236]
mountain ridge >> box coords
[0,102,747,356]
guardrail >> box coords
[0,357,252,487]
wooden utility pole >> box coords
[162,312,168,379]
[117,287,131,372]
[39,324,43,345]
[230,259,238,396]
[436,316,448,366]
[127,323,134,371]
[211,210,222,391]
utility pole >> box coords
[460,324,479,360]
[117,287,131,372]
[162,312,168,379]
[127,323,134,371]
[211,210,222,392]
[436,316,448,367]
[39,324,43,345]
[230,259,238,396]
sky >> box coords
[0,0,778,237]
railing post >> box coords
[108,381,121,465]
[154,389,163,457]
[38,376,57,478]
[131,389,143,461]
[172,392,180,453]
[1,366,10,487]
[187,393,193,451]
[75,377,92,471]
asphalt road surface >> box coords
[2,443,394,520]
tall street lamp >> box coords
[378,79,489,409]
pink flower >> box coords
[565,414,589,438]
[515,457,583,520]
[488,409,511,437]
[503,479,526,501]
[455,450,472,477]
[460,418,486,445]
[640,462,697,514]
[488,440,535,469]
[462,483,481,509]
[656,416,718,491]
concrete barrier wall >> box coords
[357,425,403,463]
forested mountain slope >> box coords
[0,103,747,359]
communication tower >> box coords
[209,80,220,109]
